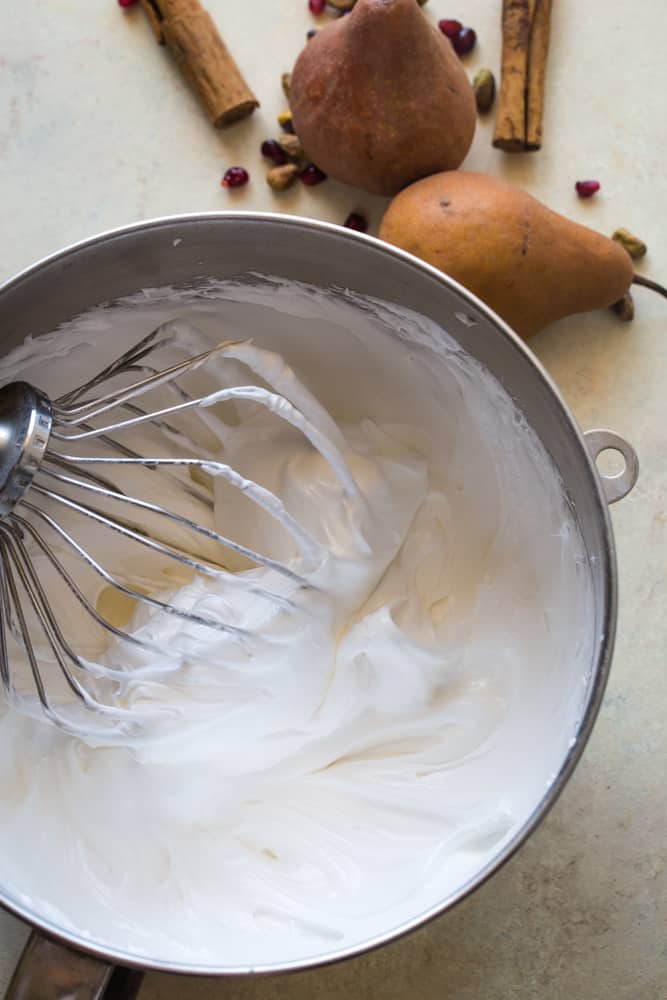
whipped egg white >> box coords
[0,277,595,969]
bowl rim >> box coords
[0,211,617,976]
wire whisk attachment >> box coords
[0,321,357,739]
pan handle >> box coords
[5,931,144,1000]
[584,429,639,505]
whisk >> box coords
[0,320,356,737]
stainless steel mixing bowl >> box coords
[0,214,637,998]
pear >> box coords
[379,171,636,337]
[289,0,476,197]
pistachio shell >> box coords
[612,228,647,260]
[611,291,635,322]
[473,68,496,113]
[267,164,299,192]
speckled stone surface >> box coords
[1,1,666,997]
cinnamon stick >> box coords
[493,0,553,152]
[493,0,536,152]
[526,0,553,150]
[140,0,259,127]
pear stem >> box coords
[632,274,667,300]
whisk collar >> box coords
[0,382,52,517]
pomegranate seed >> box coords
[453,26,477,55]
[221,167,249,189]
[344,213,368,233]
[118,0,137,7]
[575,179,601,198]
[300,163,327,186]
[308,0,326,13]
[261,139,288,166]
[438,19,463,39]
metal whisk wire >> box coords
[0,320,345,738]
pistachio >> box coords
[278,134,305,160]
[612,228,647,260]
[610,291,635,323]
[281,72,292,100]
[277,109,295,133]
[473,68,496,114]
[267,163,299,192]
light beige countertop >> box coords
[1,1,666,997]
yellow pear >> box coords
[379,171,635,337]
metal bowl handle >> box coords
[5,931,144,999]
[584,429,639,505]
